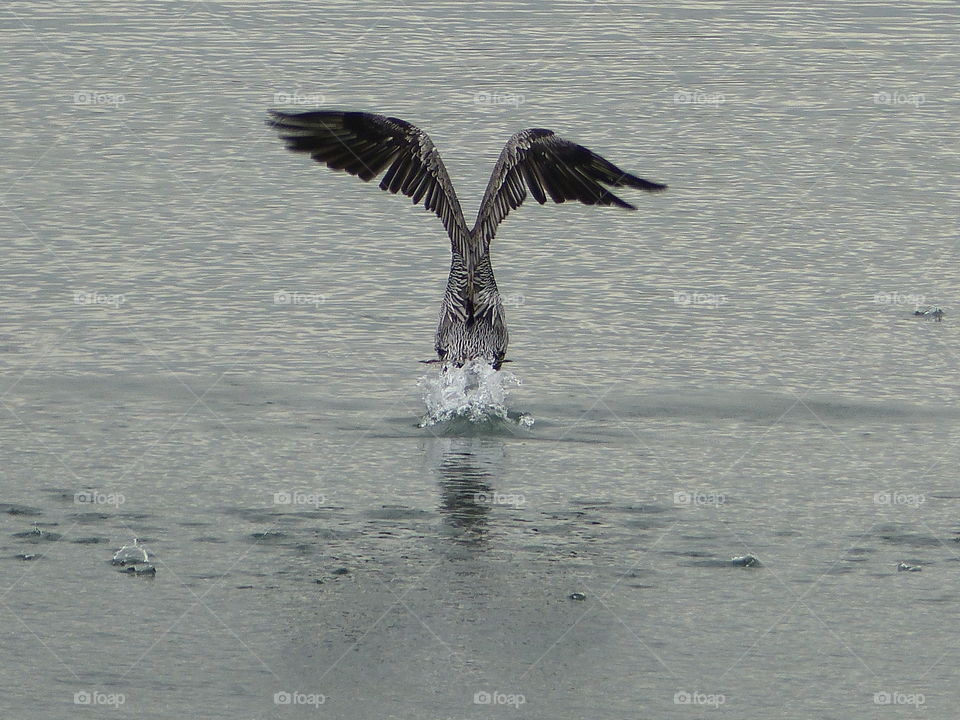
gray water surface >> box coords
[2,1,959,718]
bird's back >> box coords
[435,246,508,369]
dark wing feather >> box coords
[472,129,667,249]
[267,110,473,265]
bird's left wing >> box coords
[472,129,667,252]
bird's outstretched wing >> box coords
[267,110,473,264]
[472,129,667,251]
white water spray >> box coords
[418,360,534,428]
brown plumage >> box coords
[268,110,666,368]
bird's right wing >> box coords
[267,110,474,266]
[472,129,667,252]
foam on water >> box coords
[418,360,534,428]
[112,538,149,565]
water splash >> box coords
[418,360,534,429]
[112,538,149,565]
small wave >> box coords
[418,360,534,429]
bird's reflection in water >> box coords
[424,436,507,546]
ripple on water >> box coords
[12,527,62,542]
[875,524,942,548]
[70,512,112,524]
[0,503,44,517]
[248,530,289,545]
[365,506,433,521]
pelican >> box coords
[268,110,666,369]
